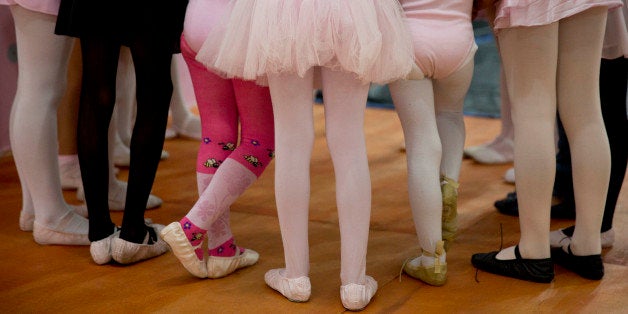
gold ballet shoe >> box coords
[441,175,459,251]
[403,240,447,286]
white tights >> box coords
[388,59,473,254]
[268,68,371,286]
[496,7,610,260]
[9,6,87,235]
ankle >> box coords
[180,217,206,259]
[209,237,244,257]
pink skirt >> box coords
[494,0,623,30]
[0,0,60,15]
[196,0,415,84]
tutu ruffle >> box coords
[196,0,415,84]
[494,0,623,30]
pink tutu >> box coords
[494,0,623,30]
[603,5,628,59]
[196,0,415,84]
[0,0,60,15]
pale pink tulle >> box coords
[494,0,622,30]
[196,0,415,84]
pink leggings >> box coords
[180,36,274,178]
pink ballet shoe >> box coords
[463,139,514,164]
[160,222,208,278]
[340,276,378,311]
[58,157,82,190]
[264,269,311,302]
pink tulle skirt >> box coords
[196,0,415,84]
[494,0,623,30]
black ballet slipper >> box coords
[551,245,604,280]
[471,246,554,283]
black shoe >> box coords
[471,246,554,283]
[551,245,604,280]
[494,191,576,219]
[494,191,518,216]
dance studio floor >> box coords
[1,106,626,313]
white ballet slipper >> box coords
[32,211,90,246]
[165,127,178,140]
[111,224,169,264]
[90,227,121,265]
[503,167,515,184]
[264,269,311,302]
[58,158,82,190]
[19,204,87,232]
[113,142,169,167]
[550,228,615,249]
[160,222,208,278]
[340,276,378,311]
[76,181,162,211]
[207,248,259,279]
[464,139,514,164]
[173,115,201,140]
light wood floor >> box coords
[1,106,627,313]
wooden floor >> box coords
[1,106,627,313]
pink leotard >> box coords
[400,0,477,80]
[0,0,59,15]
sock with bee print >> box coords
[179,216,207,260]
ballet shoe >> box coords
[403,241,447,286]
[173,115,202,140]
[165,127,178,140]
[339,276,378,311]
[111,224,169,264]
[159,222,208,278]
[494,191,576,219]
[76,181,162,211]
[463,139,514,164]
[19,210,35,232]
[471,245,554,283]
[264,269,311,302]
[551,245,604,280]
[503,167,515,184]
[90,227,121,265]
[550,226,614,249]
[32,211,90,246]
[58,158,82,190]
[441,175,459,251]
[207,248,259,279]
[19,204,88,232]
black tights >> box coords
[78,36,173,243]
[555,57,627,233]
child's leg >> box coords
[267,70,316,279]
[9,6,88,244]
[599,57,627,233]
[389,79,442,254]
[496,22,559,260]
[557,7,610,256]
[77,36,120,242]
[433,60,474,182]
[57,42,83,190]
[118,38,174,244]
[320,68,372,286]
